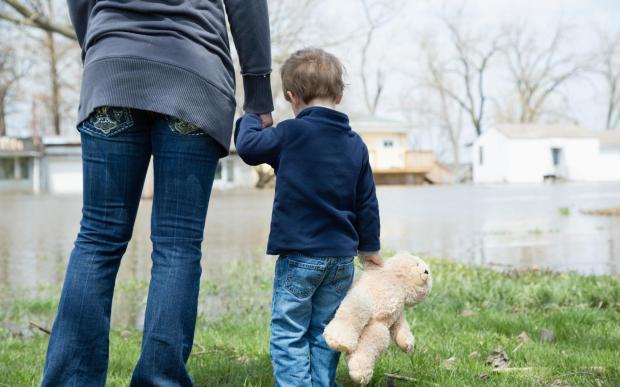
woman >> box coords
[41,1,273,386]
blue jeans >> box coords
[270,255,355,387]
[41,108,221,387]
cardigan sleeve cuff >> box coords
[242,74,274,114]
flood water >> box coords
[1,183,619,296]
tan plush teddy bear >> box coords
[323,252,432,385]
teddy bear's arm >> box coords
[389,313,415,353]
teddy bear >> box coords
[323,252,432,385]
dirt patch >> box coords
[581,206,620,216]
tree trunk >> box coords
[46,30,61,135]
[0,91,6,137]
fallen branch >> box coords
[384,373,417,382]
[512,342,524,353]
[193,342,206,355]
[29,321,51,335]
[492,367,534,373]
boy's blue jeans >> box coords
[270,255,355,387]
[41,108,220,387]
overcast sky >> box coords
[309,0,620,137]
[5,0,620,150]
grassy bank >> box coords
[1,257,619,386]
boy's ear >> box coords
[286,91,297,104]
[334,95,343,105]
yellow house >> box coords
[352,117,450,184]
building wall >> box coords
[505,138,599,183]
[595,149,620,181]
[472,129,509,182]
[473,129,608,183]
[42,155,83,194]
[212,154,257,189]
[0,156,36,193]
[360,132,408,170]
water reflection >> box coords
[1,183,619,294]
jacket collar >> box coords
[296,106,350,130]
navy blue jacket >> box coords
[235,107,380,257]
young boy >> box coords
[235,48,382,386]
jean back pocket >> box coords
[80,107,134,137]
[331,259,355,293]
[284,257,327,299]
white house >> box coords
[596,130,620,181]
[41,136,83,194]
[472,125,620,183]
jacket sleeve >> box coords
[355,146,381,253]
[66,0,96,60]
[234,114,284,168]
[223,0,274,114]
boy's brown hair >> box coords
[280,48,345,104]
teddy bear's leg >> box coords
[323,286,372,353]
[346,321,390,385]
[389,313,415,353]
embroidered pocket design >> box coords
[86,107,134,136]
[167,117,203,135]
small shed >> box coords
[40,136,83,194]
[472,125,619,183]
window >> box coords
[478,147,484,166]
[551,148,562,166]
[383,139,394,148]
[19,159,30,180]
[0,159,15,180]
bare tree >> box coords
[595,31,620,130]
[412,38,466,166]
[36,0,62,135]
[502,23,583,124]
[1,0,79,135]
[358,0,395,116]
[0,39,24,136]
[411,12,500,166]
[0,0,75,39]
[439,16,499,137]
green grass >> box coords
[1,257,619,386]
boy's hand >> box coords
[360,254,384,267]
[259,113,273,128]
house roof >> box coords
[598,130,620,148]
[42,136,81,146]
[351,115,410,134]
[495,124,596,139]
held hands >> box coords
[259,113,273,128]
[360,254,384,267]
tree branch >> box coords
[0,0,76,40]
